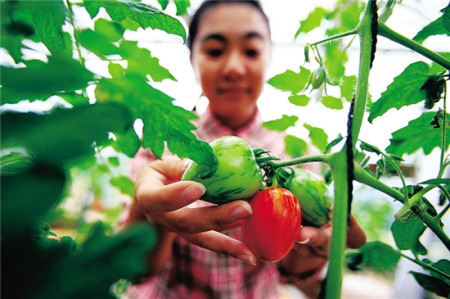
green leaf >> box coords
[174,0,190,16]
[158,0,169,10]
[84,0,186,42]
[295,7,327,37]
[94,19,125,43]
[386,112,450,156]
[288,94,310,106]
[391,211,427,255]
[114,126,141,158]
[346,241,401,272]
[413,4,450,44]
[443,4,450,31]
[304,123,328,152]
[1,104,134,165]
[324,40,347,81]
[284,135,308,157]
[340,75,357,102]
[1,165,67,239]
[410,272,450,298]
[28,1,67,54]
[368,62,430,123]
[339,1,365,30]
[321,95,343,110]
[263,115,298,131]
[118,41,176,82]
[79,29,120,58]
[94,75,216,167]
[1,56,94,104]
[268,67,311,94]
[413,15,449,44]
[111,175,135,198]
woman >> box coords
[124,1,366,298]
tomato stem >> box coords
[267,154,331,169]
[378,21,450,70]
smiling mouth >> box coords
[218,88,250,95]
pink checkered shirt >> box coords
[127,108,288,299]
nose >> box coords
[222,50,246,80]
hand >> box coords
[131,156,257,265]
[278,214,366,281]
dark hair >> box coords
[187,0,270,51]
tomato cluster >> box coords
[182,136,331,262]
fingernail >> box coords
[181,159,192,171]
[231,203,252,221]
[296,229,311,244]
[238,254,256,266]
[181,182,205,200]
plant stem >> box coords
[378,21,450,70]
[268,154,331,169]
[353,163,405,203]
[354,164,450,250]
[310,29,358,47]
[400,252,450,281]
[324,150,349,299]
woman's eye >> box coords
[246,49,259,57]
[206,49,223,57]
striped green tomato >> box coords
[181,136,262,204]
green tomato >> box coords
[310,67,326,89]
[280,168,332,227]
[182,136,263,204]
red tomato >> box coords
[241,187,302,262]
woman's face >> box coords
[190,3,271,127]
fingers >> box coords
[152,200,253,234]
[346,214,367,249]
[182,230,256,265]
[296,226,331,258]
[137,180,206,213]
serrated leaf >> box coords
[268,67,311,94]
[322,95,343,109]
[94,19,125,43]
[1,56,93,104]
[288,94,310,106]
[284,135,307,157]
[79,29,120,58]
[84,0,186,42]
[263,115,298,131]
[110,175,135,198]
[174,0,190,16]
[114,126,141,158]
[443,4,450,31]
[413,15,449,44]
[304,123,328,152]
[94,75,216,167]
[348,241,401,272]
[410,272,450,298]
[1,104,134,165]
[28,1,67,54]
[340,75,357,102]
[368,62,430,122]
[324,41,347,81]
[158,0,169,10]
[391,212,427,255]
[295,7,327,37]
[386,112,450,156]
[118,41,176,82]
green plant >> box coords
[1,0,449,298]
[261,1,449,298]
